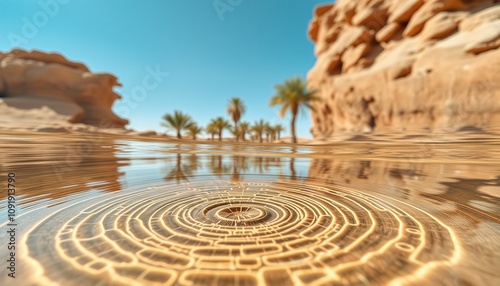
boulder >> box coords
[419,12,465,41]
[342,43,371,71]
[403,0,464,37]
[376,22,401,42]
[0,49,128,131]
[459,5,500,31]
[388,0,424,23]
[463,20,500,54]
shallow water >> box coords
[0,132,499,285]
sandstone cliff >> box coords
[308,0,500,138]
[0,49,128,130]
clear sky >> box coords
[1,0,328,138]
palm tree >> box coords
[206,123,218,141]
[161,110,194,139]
[186,124,203,140]
[265,124,276,143]
[238,121,250,141]
[227,97,246,129]
[230,126,243,142]
[273,124,285,140]
[210,117,232,141]
[251,119,267,143]
[269,77,319,143]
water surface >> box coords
[0,132,499,285]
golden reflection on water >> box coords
[0,131,499,285]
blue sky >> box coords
[1,0,328,138]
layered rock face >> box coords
[308,0,500,138]
[0,49,128,129]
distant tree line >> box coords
[161,77,318,144]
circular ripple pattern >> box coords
[25,177,459,285]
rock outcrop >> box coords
[308,0,500,138]
[0,49,128,130]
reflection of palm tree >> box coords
[252,157,268,174]
[269,77,319,143]
[265,157,281,168]
[185,154,201,174]
[208,155,231,178]
[231,156,241,182]
[230,155,250,182]
[164,153,201,183]
[164,153,187,183]
[289,157,297,181]
[161,110,195,139]
[289,146,299,180]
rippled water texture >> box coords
[0,131,499,285]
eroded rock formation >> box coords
[0,49,128,129]
[308,0,500,138]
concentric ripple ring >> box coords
[23,177,460,285]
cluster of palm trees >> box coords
[162,109,285,143]
[161,77,318,144]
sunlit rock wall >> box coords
[307,0,500,138]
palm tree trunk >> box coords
[234,120,238,142]
[177,129,181,139]
[219,131,222,141]
[291,108,298,144]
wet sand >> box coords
[0,130,499,285]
